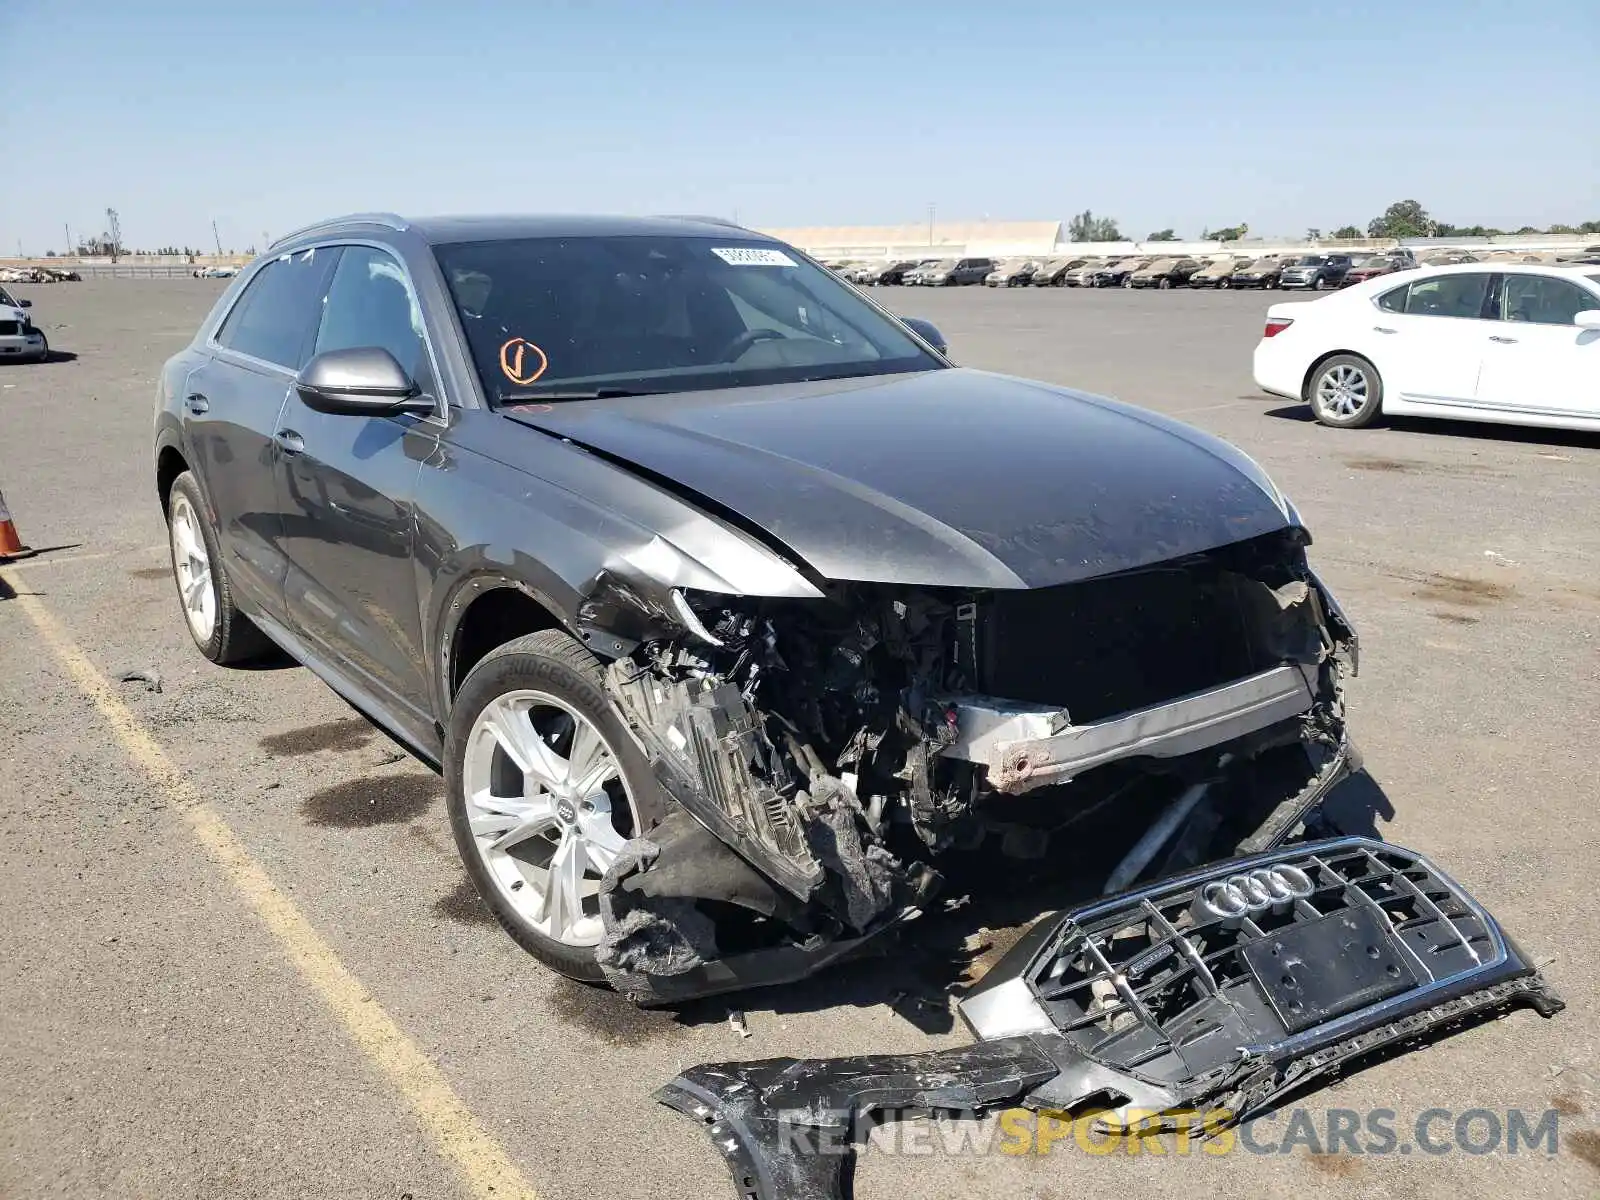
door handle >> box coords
[1372,326,1397,334]
[185,392,210,414]
[275,429,305,455]
[1488,335,1518,344]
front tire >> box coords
[1308,354,1383,428]
[1312,275,1326,291]
[445,629,668,983]
[165,471,272,664]
[32,333,49,361]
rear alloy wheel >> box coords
[1309,354,1383,428]
[446,629,666,981]
[165,471,272,663]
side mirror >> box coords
[1574,310,1600,331]
[18,299,32,308]
[900,316,949,356]
[294,347,435,416]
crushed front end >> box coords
[658,838,1561,1200]
[585,526,1359,1000]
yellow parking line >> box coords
[4,578,542,1200]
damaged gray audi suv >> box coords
[153,213,1367,998]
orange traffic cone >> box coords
[0,487,35,561]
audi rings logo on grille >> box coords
[1190,864,1315,922]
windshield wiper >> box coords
[498,387,658,403]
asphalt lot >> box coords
[2,279,1597,1199]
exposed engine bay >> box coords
[588,527,1359,1000]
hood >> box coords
[505,369,1293,590]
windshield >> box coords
[1290,256,1326,266]
[0,286,16,308]
[1356,257,1390,269]
[435,236,942,402]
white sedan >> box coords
[1253,263,1600,432]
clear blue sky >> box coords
[2,0,1596,253]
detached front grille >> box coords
[1023,839,1504,1087]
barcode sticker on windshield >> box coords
[711,247,796,267]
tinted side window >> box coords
[215,249,333,368]
[313,246,429,382]
[1500,275,1595,325]
[1377,284,1409,312]
[1403,273,1490,319]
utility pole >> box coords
[212,220,223,257]
[928,204,935,246]
[105,207,122,262]
[64,224,73,256]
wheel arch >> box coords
[156,442,189,515]
[441,578,572,709]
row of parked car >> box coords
[0,266,82,283]
[830,247,1600,292]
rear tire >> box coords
[1308,354,1383,428]
[165,471,273,664]
[445,629,669,983]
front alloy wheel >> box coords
[446,628,666,981]
[460,690,631,948]
[1309,355,1383,428]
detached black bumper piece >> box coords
[657,837,1560,1200]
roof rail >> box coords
[268,212,409,250]
[660,214,745,229]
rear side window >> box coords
[1499,274,1596,325]
[1402,273,1490,319]
[215,250,334,368]
[1377,284,1409,312]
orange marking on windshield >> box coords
[499,337,548,386]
